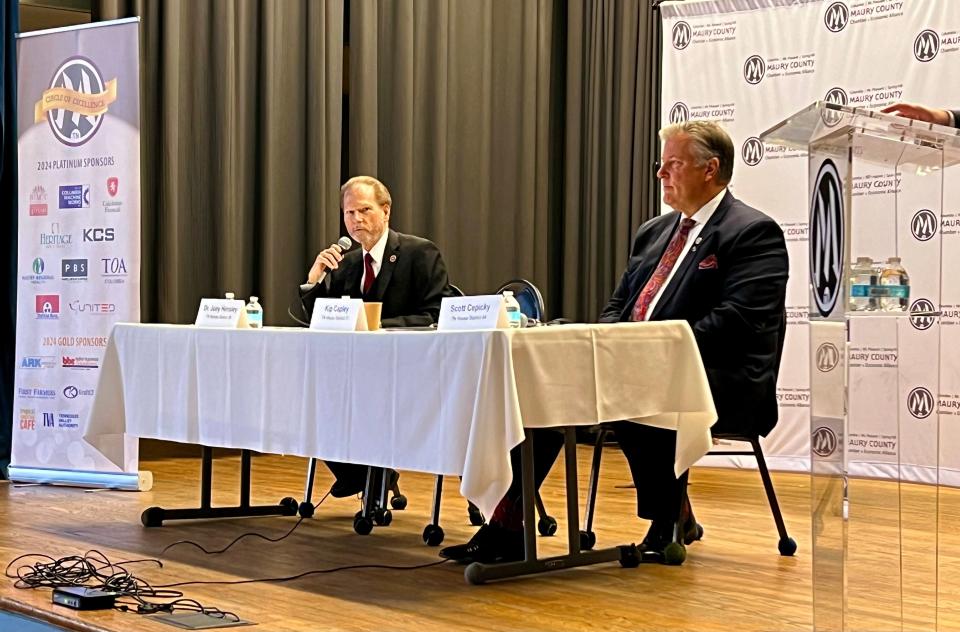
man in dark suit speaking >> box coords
[300,175,451,497]
[441,121,788,564]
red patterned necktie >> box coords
[630,218,697,321]
[362,253,376,295]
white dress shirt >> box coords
[642,188,726,320]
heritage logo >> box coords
[40,222,71,248]
[36,56,117,147]
[809,159,844,318]
[29,185,48,216]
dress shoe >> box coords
[439,523,525,564]
[329,478,366,498]
[638,520,674,561]
[679,495,702,545]
[329,468,400,499]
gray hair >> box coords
[659,121,734,184]
[340,176,393,208]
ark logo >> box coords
[811,426,838,457]
[744,55,765,84]
[824,2,849,33]
[907,387,934,419]
[809,160,844,318]
[741,137,764,166]
[914,29,940,62]
[672,21,692,50]
[911,209,937,241]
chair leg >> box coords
[422,475,445,546]
[298,458,318,518]
[582,428,606,535]
[750,438,797,556]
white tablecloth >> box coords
[85,322,717,517]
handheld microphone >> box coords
[334,236,352,253]
[299,236,355,302]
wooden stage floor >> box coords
[1,446,959,631]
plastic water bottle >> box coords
[879,257,909,312]
[847,257,876,312]
[503,291,523,329]
[225,292,235,300]
[246,296,263,328]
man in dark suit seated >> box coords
[440,121,789,564]
[881,103,960,128]
[300,175,451,497]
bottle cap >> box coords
[225,292,235,300]
[888,256,901,263]
[250,296,259,303]
[503,290,514,297]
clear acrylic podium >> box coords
[761,102,960,631]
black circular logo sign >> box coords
[672,21,692,50]
[914,30,940,62]
[911,209,937,241]
[816,342,840,372]
[907,387,935,419]
[63,385,79,399]
[742,137,764,166]
[744,55,766,85]
[669,102,690,123]
[909,298,936,331]
[809,159,844,318]
[46,56,107,147]
[824,2,849,32]
[812,426,838,458]
[822,87,849,127]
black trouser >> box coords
[503,428,566,503]
[612,421,686,523]
[326,460,376,491]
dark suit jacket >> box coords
[952,109,960,128]
[300,229,450,328]
[599,191,789,437]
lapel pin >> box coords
[691,246,698,252]
[695,237,702,245]
[389,254,397,263]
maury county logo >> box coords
[35,56,118,147]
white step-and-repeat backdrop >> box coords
[661,0,960,483]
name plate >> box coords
[437,295,507,331]
[195,299,249,328]
[310,298,369,331]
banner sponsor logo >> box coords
[22,257,55,284]
[911,209,937,241]
[907,386,935,419]
[58,184,90,209]
[914,29,940,62]
[18,387,56,400]
[810,159,844,318]
[669,102,689,123]
[35,294,60,320]
[36,56,117,147]
[743,55,766,84]
[20,355,56,370]
[69,299,117,315]
[103,176,122,212]
[824,2,849,32]
[40,222,71,248]
[57,412,80,429]
[62,355,99,370]
[812,426,838,457]
[82,227,115,242]
[19,409,36,431]
[42,412,55,428]
[61,258,88,280]
[29,185,48,216]
[816,342,840,372]
[909,298,936,330]
[741,137,764,166]
[668,101,734,124]
[62,385,95,399]
[100,257,128,284]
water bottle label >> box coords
[869,285,909,298]
[850,284,871,297]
